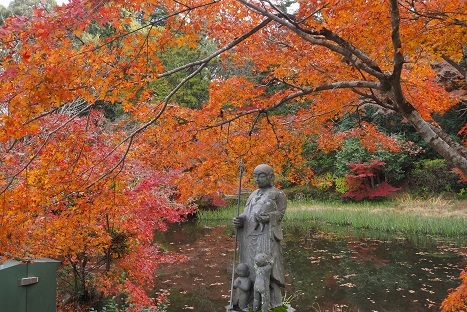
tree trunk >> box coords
[404,109,467,175]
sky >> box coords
[1,0,67,8]
[0,0,11,7]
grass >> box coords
[197,196,467,237]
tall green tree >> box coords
[8,0,57,15]
[0,5,11,25]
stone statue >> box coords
[253,253,273,312]
[233,263,252,310]
[232,164,287,311]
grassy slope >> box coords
[197,196,467,237]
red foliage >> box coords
[0,111,194,310]
[343,160,400,201]
[197,192,228,210]
[347,241,389,266]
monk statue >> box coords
[232,164,287,310]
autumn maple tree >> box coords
[343,160,400,201]
[1,108,193,309]
[441,268,467,312]
[0,0,466,309]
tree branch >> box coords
[83,18,275,187]
[388,0,414,115]
[1,103,94,195]
[203,80,381,129]
[158,17,273,78]
[441,54,467,79]
[235,0,387,81]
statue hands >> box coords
[254,212,270,232]
[255,212,270,224]
[232,216,245,228]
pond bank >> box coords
[198,198,467,236]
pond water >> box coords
[154,221,467,311]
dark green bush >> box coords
[408,159,461,194]
[334,138,411,185]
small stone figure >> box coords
[233,263,252,310]
[254,200,277,232]
[253,253,273,312]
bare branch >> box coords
[442,54,467,79]
[158,17,273,78]
[248,112,263,136]
[296,2,329,24]
[23,107,59,125]
[235,0,387,81]
[399,1,467,27]
[204,80,381,129]
[351,88,395,111]
[1,102,94,195]
[69,0,221,59]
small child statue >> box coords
[233,262,252,310]
[254,200,277,232]
[253,253,273,312]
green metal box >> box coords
[0,258,60,312]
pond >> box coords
[153,221,467,311]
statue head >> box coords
[253,164,274,188]
[236,263,250,277]
[254,253,272,267]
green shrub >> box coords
[458,188,467,199]
[334,176,349,194]
[334,138,410,185]
[409,159,461,194]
